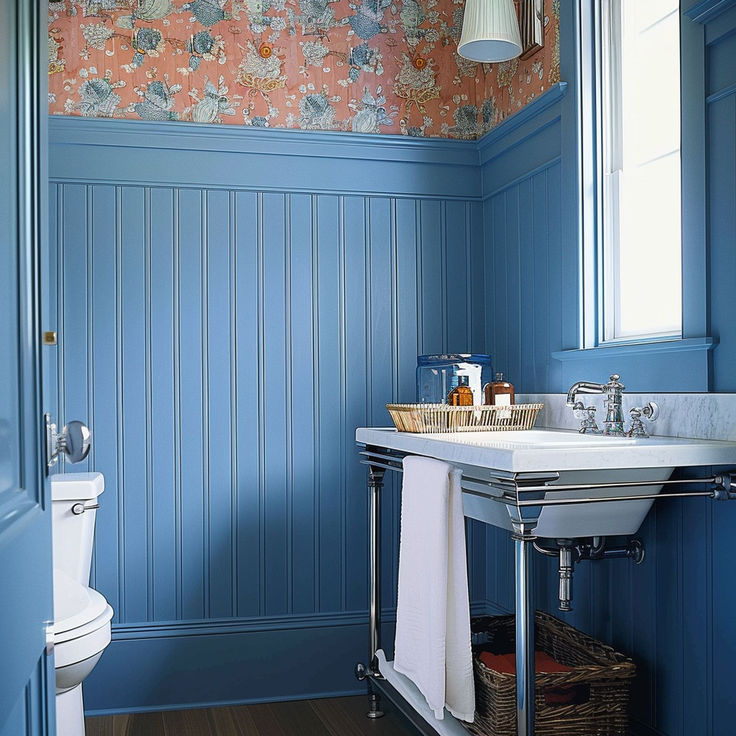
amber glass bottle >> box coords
[484,372,515,406]
[448,374,474,406]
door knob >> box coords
[45,413,92,471]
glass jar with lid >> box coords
[416,354,492,405]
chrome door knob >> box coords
[45,413,92,470]
[63,420,91,464]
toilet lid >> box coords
[53,569,109,635]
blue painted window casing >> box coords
[560,0,715,391]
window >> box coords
[597,0,682,342]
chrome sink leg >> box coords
[513,526,536,736]
[356,460,386,721]
[368,462,385,672]
[366,689,384,719]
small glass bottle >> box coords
[484,372,515,406]
[448,375,474,406]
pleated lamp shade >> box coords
[458,0,523,63]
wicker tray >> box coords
[466,612,636,736]
[385,403,543,433]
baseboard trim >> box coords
[111,601,489,640]
[111,609,376,640]
[84,687,366,717]
[86,602,489,713]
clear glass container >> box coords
[416,354,492,405]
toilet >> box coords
[51,472,114,736]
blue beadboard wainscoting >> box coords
[45,2,736,732]
[46,116,492,713]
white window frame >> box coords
[584,0,683,346]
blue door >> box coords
[0,2,55,735]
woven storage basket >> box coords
[466,611,636,736]
[385,403,543,433]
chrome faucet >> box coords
[566,374,627,436]
[566,374,659,436]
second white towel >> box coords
[393,455,475,722]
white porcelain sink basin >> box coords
[445,428,639,449]
[356,426,736,538]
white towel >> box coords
[393,455,475,722]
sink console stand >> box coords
[354,438,736,736]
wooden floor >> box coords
[85,695,420,736]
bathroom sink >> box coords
[443,428,639,448]
[356,426,736,538]
[356,426,736,473]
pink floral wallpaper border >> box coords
[48,0,560,139]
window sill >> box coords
[552,337,717,392]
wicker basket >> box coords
[466,612,636,736]
[385,403,543,433]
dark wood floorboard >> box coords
[85,711,165,736]
[85,696,419,736]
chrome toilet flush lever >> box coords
[566,375,659,437]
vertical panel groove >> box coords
[144,186,154,621]
[173,188,183,620]
[440,200,448,352]
[391,199,399,402]
[284,193,294,615]
[415,200,423,354]
[115,185,126,622]
[229,191,239,618]
[57,186,65,471]
[86,185,96,585]
[338,195,347,611]
[364,198,373,424]
[310,194,321,611]
[257,191,266,617]
[465,202,473,349]
[201,191,210,619]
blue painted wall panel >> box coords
[233,190,262,620]
[90,185,120,609]
[205,189,236,619]
[148,187,179,622]
[289,193,319,617]
[46,5,736,723]
[47,126,487,711]
[343,196,370,614]
[121,186,149,623]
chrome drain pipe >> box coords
[558,545,574,612]
[534,537,646,612]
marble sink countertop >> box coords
[520,393,736,442]
[355,426,736,474]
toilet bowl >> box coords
[51,472,113,736]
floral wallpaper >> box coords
[48,0,559,139]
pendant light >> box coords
[458,0,523,63]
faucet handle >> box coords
[627,401,659,437]
[573,403,600,434]
[640,401,659,421]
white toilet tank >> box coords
[50,472,105,585]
